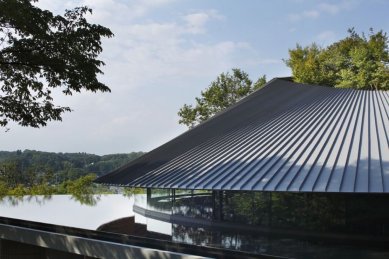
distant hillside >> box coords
[0,150,145,181]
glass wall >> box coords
[173,189,213,219]
[221,191,389,237]
[221,191,271,225]
[134,188,147,208]
[132,189,389,257]
[147,188,172,214]
[135,189,389,238]
[171,224,389,259]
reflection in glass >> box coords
[147,188,172,214]
[1,190,388,258]
[173,189,213,219]
[132,188,389,257]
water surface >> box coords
[0,194,133,230]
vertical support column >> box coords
[212,191,216,221]
[146,188,151,210]
[251,192,255,225]
[171,188,176,215]
[345,194,349,231]
[215,191,220,221]
[269,192,272,227]
[303,193,308,228]
[212,191,223,221]
[190,189,194,215]
[219,191,224,221]
[212,190,224,221]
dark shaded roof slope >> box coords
[96,78,389,193]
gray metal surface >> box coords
[0,223,209,259]
[97,79,389,193]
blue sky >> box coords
[0,0,388,155]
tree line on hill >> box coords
[0,150,144,196]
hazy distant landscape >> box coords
[0,150,144,179]
[0,150,144,197]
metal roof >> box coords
[96,78,389,193]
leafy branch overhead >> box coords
[178,68,266,128]
[0,0,113,128]
[285,28,389,90]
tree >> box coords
[0,180,8,196]
[0,0,113,128]
[285,28,389,90]
[178,68,266,128]
[0,160,23,188]
[63,173,96,196]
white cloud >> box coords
[289,27,297,33]
[318,3,341,14]
[288,9,319,21]
[182,10,224,34]
[303,10,320,18]
[316,30,336,44]
[288,0,357,22]
[12,1,261,154]
[257,59,283,65]
[99,8,247,92]
[319,1,356,15]
[36,0,177,23]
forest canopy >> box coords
[0,150,144,196]
[285,28,389,90]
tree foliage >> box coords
[178,68,266,128]
[0,150,145,182]
[285,28,389,90]
[0,0,113,128]
[0,152,136,198]
[0,149,144,198]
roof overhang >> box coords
[96,79,389,193]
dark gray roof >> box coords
[96,78,389,193]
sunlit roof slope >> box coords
[96,78,389,193]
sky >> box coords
[0,0,388,155]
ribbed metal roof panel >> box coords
[126,81,389,193]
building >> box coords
[2,78,386,258]
[96,78,389,258]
